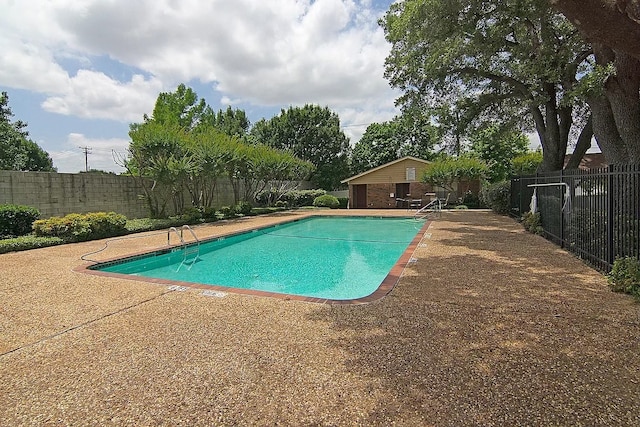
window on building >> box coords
[406,167,416,181]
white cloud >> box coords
[1,0,398,144]
[49,133,129,173]
[0,40,70,93]
[50,0,395,107]
[41,71,163,122]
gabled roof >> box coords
[341,156,430,183]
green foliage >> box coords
[219,206,236,219]
[180,207,203,224]
[470,125,529,182]
[337,197,349,209]
[0,204,40,238]
[125,218,185,233]
[351,121,401,175]
[251,207,287,215]
[33,212,127,242]
[421,156,487,193]
[200,105,250,137]
[313,194,340,209]
[0,92,56,172]
[607,257,640,300]
[235,201,253,216]
[250,104,350,190]
[286,190,327,207]
[512,151,543,176]
[350,114,438,175]
[480,181,511,215]
[521,211,544,235]
[127,84,312,214]
[380,0,591,172]
[0,235,64,254]
[201,207,218,221]
[461,191,481,209]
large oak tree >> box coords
[552,0,640,165]
[381,0,593,171]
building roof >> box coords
[341,156,430,184]
[564,152,608,169]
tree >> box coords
[0,92,55,172]
[199,106,250,138]
[250,104,350,190]
[350,122,401,175]
[127,85,313,215]
[421,156,488,196]
[350,113,439,175]
[470,125,528,183]
[550,0,640,60]
[381,0,593,172]
[512,151,544,176]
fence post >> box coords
[560,168,565,248]
[606,165,614,266]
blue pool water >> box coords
[94,216,425,300]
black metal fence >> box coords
[511,165,640,272]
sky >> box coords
[0,0,401,173]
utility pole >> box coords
[79,146,92,172]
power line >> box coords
[79,146,92,172]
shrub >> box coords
[219,206,236,219]
[521,211,544,235]
[83,212,127,239]
[0,204,40,238]
[337,197,349,209]
[480,181,511,215]
[180,207,203,224]
[235,201,253,216]
[512,151,543,176]
[33,211,127,242]
[285,189,327,207]
[608,257,640,300]
[126,218,183,233]
[275,200,288,208]
[202,207,218,221]
[0,235,64,254]
[461,191,481,208]
[313,194,340,209]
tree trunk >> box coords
[565,115,594,169]
[605,50,640,164]
[588,44,640,165]
[550,0,640,61]
[535,84,572,171]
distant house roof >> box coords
[564,152,608,170]
[341,156,430,184]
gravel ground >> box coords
[0,210,639,426]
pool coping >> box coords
[75,215,432,305]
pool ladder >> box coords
[168,225,200,271]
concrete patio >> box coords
[1,210,638,426]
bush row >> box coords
[255,189,327,207]
[0,204,40,238]
[33,212,128,242]
[0,235,64,254]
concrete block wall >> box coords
[0,171,151,219]
[0,171,312,219]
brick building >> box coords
[342,156,482,209]
[341,157,435,209]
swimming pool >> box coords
[86,216,429,303]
